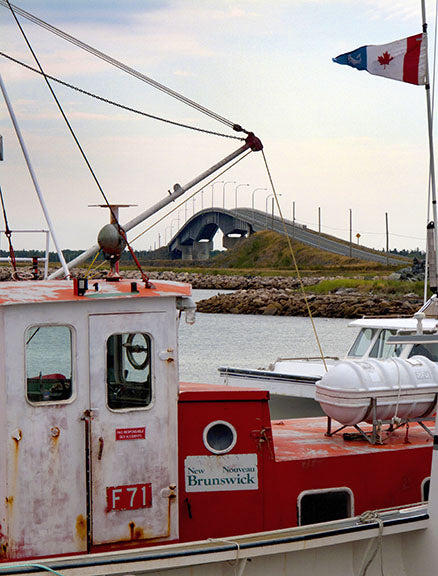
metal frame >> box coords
[297,487,354,527]
[325,394,437,444]
[203,420,237,454]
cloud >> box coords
[364,0,435,21]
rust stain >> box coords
[128,522,146,541]
[75,515,87,543]
[12,430,22,451]
[5,496,14,522]
[129,522,135,540]
[0,523,7,558]
[134,527,144,540]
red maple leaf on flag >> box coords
[378,51,394,69]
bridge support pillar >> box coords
[180,245,194,260]
[223,234,244,250]
[192,240,212,260]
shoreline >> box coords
[3,268,419,318]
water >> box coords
[178,289,358,386]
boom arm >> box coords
[49,133,263,279]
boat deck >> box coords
[272,417,433,461]
[179,381,433,462]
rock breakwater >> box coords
[196,289,421,318]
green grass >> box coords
[210,230,397,271]
[306,278,425,298]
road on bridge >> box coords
[232,208,407,266]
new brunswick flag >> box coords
[333,34,426,85]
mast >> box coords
[422,0,438,298]
[0,74,70,279]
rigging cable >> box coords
[0,52,244,142]
[5,0,151,284]
[260,149,328,372]
[0,0,247,134]
[0,185,17,274]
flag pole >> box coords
[422,0,438,297]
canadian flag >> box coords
[333,34,427,86]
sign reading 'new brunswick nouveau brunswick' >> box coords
[184,454,258,492]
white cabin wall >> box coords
[400,418,438,575]
[2,292,180,558]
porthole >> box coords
[203,420,237,454]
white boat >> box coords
[219,309,438,418]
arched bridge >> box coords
[169,208,252,260]
[168,207,407,265]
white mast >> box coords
[0,74,70,279]
[422,0,438,299]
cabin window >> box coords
[107,332,152,410]
[203,420,237,454]
[298,488,353,526]
[422,478,430,501]
[26,325,73,403]
[369,329,402,359]
[409,343,438,362]
[348,328,376,358]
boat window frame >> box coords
[422,477,431,501]
[203,420,237,454]
[24,323,76,406]
[369,329,402,359]
[297,487,354,526]
[347,328,377,358]
[106,331,154,412]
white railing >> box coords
[0,229,50,279]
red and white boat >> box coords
[0,277,435,576]
[1,3,438,574]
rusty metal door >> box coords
[88,312,178,546]
[5,312,88,559]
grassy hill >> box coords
[210,231,406,271]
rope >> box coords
[0,0,245,132]
[6,1,151,285]
[0,564,65,575]
[85,249,101,278]
[0,52,244,142]
[358,510,385,576]
[12,267,36,281]
[207,538,242,571]
[260,149,328,371]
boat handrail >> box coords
[273,356,340,363]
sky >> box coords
[0,0,437,255]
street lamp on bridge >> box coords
[235,183,249,208]
[211,181,223,207]
[251,187,267,226]
[222,181,236,208]
[265,193,281,229]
